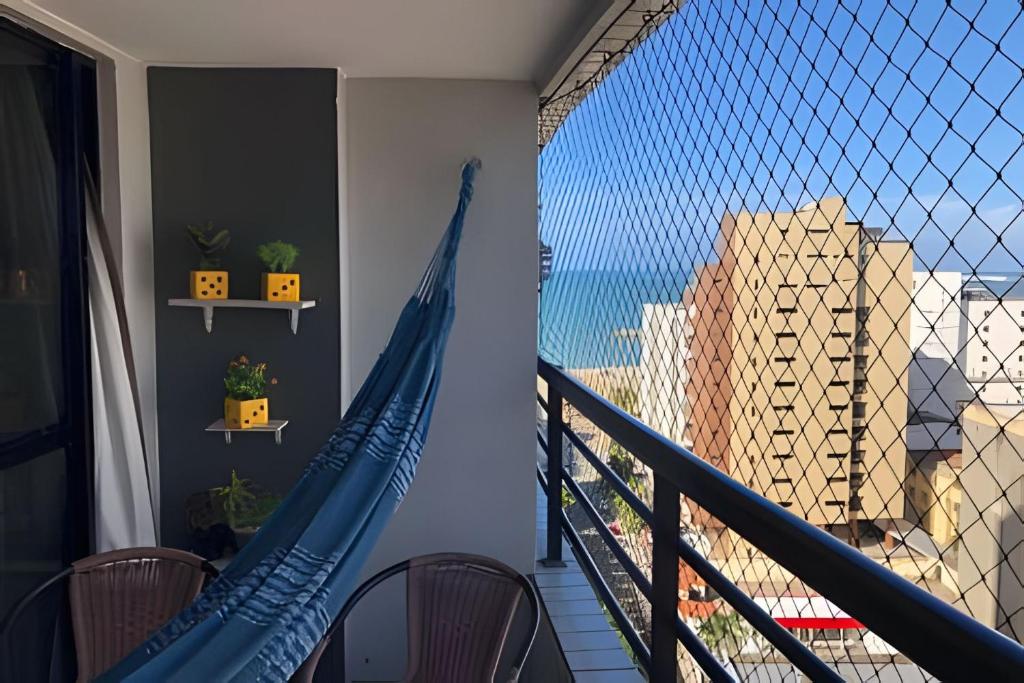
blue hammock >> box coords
[100,160,480,682]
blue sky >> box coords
[540,0,1024,276]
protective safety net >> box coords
[538,1,1024,679]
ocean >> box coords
[538,270,690,369]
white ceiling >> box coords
[32,0,599,82]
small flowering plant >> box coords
[224,355,278,400]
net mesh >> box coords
[538,0,1024,679]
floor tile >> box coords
[565,649,636,671]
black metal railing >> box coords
[537,357,1024,682]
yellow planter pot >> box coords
[190,270,228,299]
[261,272,300,302]
[224,398,268,429]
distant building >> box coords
[538,240,552,289]
[957,402,1024,642]
[683,263,733,474]
[959,283,1024,405]
[904,450,962,547]
[683,198,911,527]
[908,271,967,452]
[904,272,1024,551]
[638,302,691,448]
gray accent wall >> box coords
[148,68,339,548]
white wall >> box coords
[345,78,538,573]
[0,0,159,523]
[343,78,538,678]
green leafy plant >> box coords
[696,610,751,660]
[210,470,281,529]
[224,355,277,400]
[186,222,230,269]
[257,241,300,273]
[210,470,256,529]
[609,443,647,534]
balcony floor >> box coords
[535,482,644,682]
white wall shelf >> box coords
[168,298,316,334]
[205,418,289,445]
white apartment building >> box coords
[960,283,1024,406]
[908,273,1024,455]
[638,302,692,448]
[908,271,968,451]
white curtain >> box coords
[86,188,157,550]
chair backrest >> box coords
[68,547,210,681]
[291,553,540,683]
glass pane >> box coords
[0,448,69,680]
[0,447,67,615]
[0,38,64,443]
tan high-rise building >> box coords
[684,263,733,474]
[685,198,911,527]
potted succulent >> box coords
[257,241,301,302]
[223,354,276,429]
[186,222,230,300]
[209,470,281,548]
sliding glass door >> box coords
[0,16,95,679]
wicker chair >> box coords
[0,547,217,682]
[291,553,540,683]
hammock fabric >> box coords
[99,160,480,682]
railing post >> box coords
[543,381,565,566]
[651,472,680,681]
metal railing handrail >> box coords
[537,357,1024,682]
[538,399,841,681]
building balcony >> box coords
[2,0,1024,681]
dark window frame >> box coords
[0,15,96,569]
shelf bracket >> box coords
[289,309,300,334]
[223,431,232,445]
[203,305,214,333]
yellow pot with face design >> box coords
[190,270,228,299]
[261,272,300,302]
[224,397,268,429]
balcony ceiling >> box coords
[33,0,601,82]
